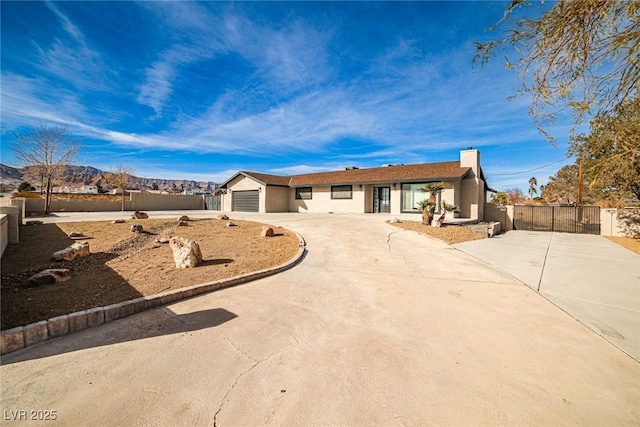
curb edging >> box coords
[1,232,307,356]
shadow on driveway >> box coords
[1,307,237,365]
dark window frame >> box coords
[331,185,353,200]
[295,186,313,200]
[400,182,442,214]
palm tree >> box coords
[418,182,445,225]
[528,177,538,200]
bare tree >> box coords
[475,0,639,141]
[11,124,82,214]
[103,164,134,211]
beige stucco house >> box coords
[219,148,488,221]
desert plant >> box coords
[433,200,458,227]
[418,182,445,225]
[17,181,35,192]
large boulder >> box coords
[52,242,90,261]
[261,226,275,237]
[169,237,202,268]
[27,269,71,285]
[132,211,149,219]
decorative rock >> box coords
[169,237,202,268]
[131,210,149,219]
[390,218,401,223]
[156,236,170,244]
[218,214,229,220]
[131,224,144,233]
[27,269,71,285]
[69,231,84,238]
[178,215,190,222]
[261,226,275,237]
[112,219,125,224]
[177,221,189,227]
[52,242,90,261]
[226,221,236,227]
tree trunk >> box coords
[45,178,52,214]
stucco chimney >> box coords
[460,148,480,178]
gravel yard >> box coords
[1,218,299,330]
[389,220,485,244]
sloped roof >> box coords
[221,171,291,188]
[289,161,470,186]
[221,161,473,188]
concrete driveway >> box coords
[1,213,638,426]
[455,230,640,362]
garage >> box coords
[232,190,259,212]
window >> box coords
[331,185,352,199]
[295,187,312,200]
[401,183,441,214]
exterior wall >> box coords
[290,185,367,213]
[0,206,20,243]
[51,199,123,212]
[10,198,26,220]
[21,193,203,214]
[265,186,290,213]
[459,149,484,221]
[484,203,508,228]
[601,208,640,237]
[130,193,203,211]
[1,214,8,257]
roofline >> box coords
[220,171,292,188]
[291,174,469,187]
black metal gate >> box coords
[513,205,600,235]
[204,195,221,210]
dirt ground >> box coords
[1,218,299,330]
[604,236,640,254]
[389,220,485,244]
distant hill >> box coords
[0,164,218,193]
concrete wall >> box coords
[459,149,485,221]
[129,193,203,211]
[10,198,26,220]
[20,193,203,214]
[484,203,508,228]
[601,208,640,238]
[1,214,8,257]
[0,206,20,244]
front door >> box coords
[373,187,391,213]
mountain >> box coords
[0,164,218,192]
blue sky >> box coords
[1,1,575,190]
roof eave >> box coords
[292,175,468,187]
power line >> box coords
[487,157,570,176]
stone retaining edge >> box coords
[0,232,307,355]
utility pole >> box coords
[577,158,584,223]
[577,158,584,206]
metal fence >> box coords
[513,205,601,235]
